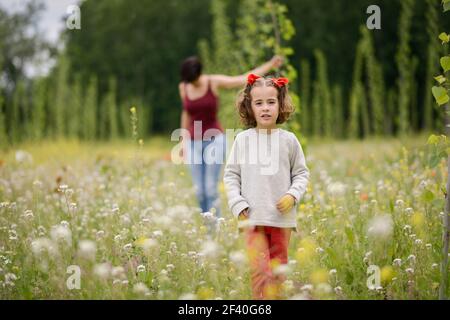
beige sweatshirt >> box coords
[223,128,310,229]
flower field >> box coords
[0,133,448,299]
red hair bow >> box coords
[247,73,289,88]
[271,77,289,87]
[247,73,261,85]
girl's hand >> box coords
[276,194,296,214]
[238,208,249,220]
[270,55,284,69]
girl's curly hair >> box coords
[236,77,295,128]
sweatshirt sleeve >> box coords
[223,136,250,217]
[286,134,310,203]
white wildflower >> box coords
[31,238,57,257]
[4,273,17,286]
[327,182,347,197]
[407,254,416,264]
[50,225,72,246]
[405,268,414,275]
[199,240,220,259]
[273,264,292,276]
[316,283,332,294]
[300,284,314,292]
[153,230,163,237]
[15,150,33,164]
[123,243,132,251]
[78,240,97,260]
[93,263,111,279]
[178,293,197,300]
[229,251,247,266]
[111,266,125,279]
[393,259,402,267]
[137,265,146,273]
[133,282,150,296]
[289,293,309,300]
[367,214,393,239]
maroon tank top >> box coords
[182,77,224,140]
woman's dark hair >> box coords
[180,56,202,83]
[236,77,295,128]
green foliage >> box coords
[428,0,450,301]
[349,41,364,139]
[0,89,7,147]
[10,80,25,143]
[30,78,47,140]
[53,55,70,138]
[83,76,98,140]
[395,0,415,136]
[202,0,241,132]
[432,86,449,106]
[424,0,441,130]
[312,49,332,137]
[210,0,238,73]
[444,0,450,12]
[299,59,311,135]
[0,2,50,88]
[426,134,448,168]
[361,27,385,136]
[441,56,450,72]
[332,84,343,138]
[385,88,396,135]
[1,0,449,142]
[410,57,419,131]
[68,75,83,139]
[106,77,119,140]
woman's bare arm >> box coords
[211,55,284,90]
[178,83,191,130]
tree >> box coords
[9,80,25,143]
[0,88,7,147]
[423,0,441,132]
[199,0,241,131]
[83,76,98,140]
[312,49,332,138]
[53,55,70,138]
[429,0,450,300]
[30,77,46,140]
[0,1,52,93]
[332,84,344,139]
[349,41,364,139]
[106,77,119,140]
[299,59,311,135]
[68,75,83,139]
[395,0,415,136]
[361,26,385,137]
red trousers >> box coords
[245,226,291,300]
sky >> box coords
[0,0,80,76]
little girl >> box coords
[223,73,310,299]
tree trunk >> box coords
[440,102,450,300]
